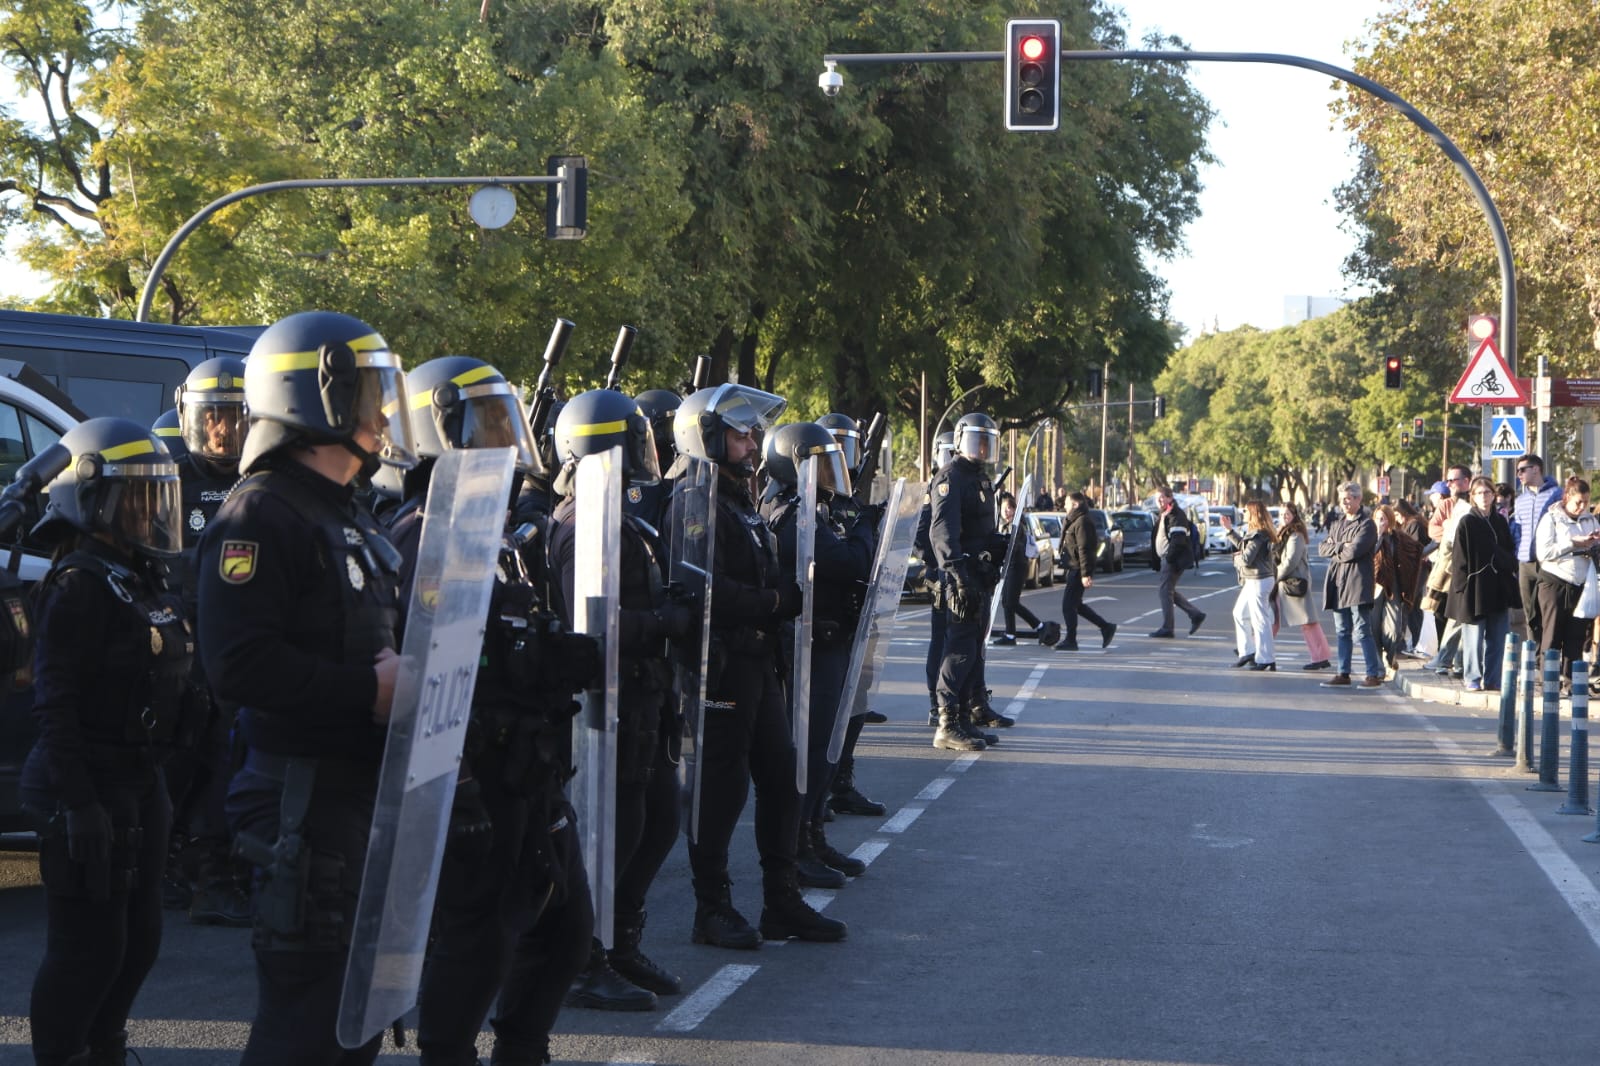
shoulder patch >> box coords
[937,483,950,497]
[220,540,259,584]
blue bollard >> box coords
[1517,639,1538,772]
[1494,633,1519,756]
[1560,662,1591,815]
[1529,648,1563,792]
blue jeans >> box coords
[1463,609,1511,689]
[1331,604,1382,679]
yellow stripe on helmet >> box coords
[98,439,158,462]
[451,365,499,388]
[567,419,628,437]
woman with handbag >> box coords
[1275,501,1332,670]
[1535,476,1600,693]
[1222,500,1278,670]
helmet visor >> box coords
[797,441,853,498]
[99,470,183,557]
[450,382,542,475]
[827,425,861,470]
[181,398,246,461]
[353,358,418,470]
[626,415,664,486]
[957,425,999,465]
[710,384,787,434]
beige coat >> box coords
[1276,530,1321,627]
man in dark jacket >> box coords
[1150,489,1204,638]
[1317,482,1384,687]
[1057,493,1116,650]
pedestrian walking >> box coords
[1149,488,1204,638]
[1056,492,1116,650]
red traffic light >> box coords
[1386,356,1401,371]
[1020,35,1046,61]
[1468,314,1498,342]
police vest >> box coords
[42,550,195,749]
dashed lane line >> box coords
[655,963,761,1033]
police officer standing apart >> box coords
[164,357,254,927]
[929,412,1013,751]
[550,388,689,1011]
[760,422,875,887]
[198,311,414,1066]
[669,384,846,946]
[385,356,599,1065]
[917,432,955,727]
[23,418,193,1066]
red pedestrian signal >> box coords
[1005,19,1060,132]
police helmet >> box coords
[633,388,681,467]
[151,408,189,464]
[175,356,247,467]
[954,412,1000,465]
[555,388,662,487]
[762,421,852,499]
[239,311,417,476]
[672,384,787,469]
[931,430,955,471]
[405,356,542,476]
[816,412,861,470]
[33,417,183,557]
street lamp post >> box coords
[931,383,989,456]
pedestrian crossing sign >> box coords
[1489,415,1527,458]
[1449,335,1529,405]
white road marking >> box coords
[656,963,761,1032]
[879,806,925,834]
[915,777,955,801]
[851,839,890,866]
[948,753,981,773]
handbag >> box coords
[1577,565,1600,620]
[1281,575,1309,598]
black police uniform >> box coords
[385,495,596,1066]
[762,489,875,825]
[668,473,801,901]
[198,457,401,1066]
[164,451,245,916]
[929,454,1002,711]
[550,497,683,986]
[22,539,194,1066]
[821,493,889,809]
[915,493,947,716]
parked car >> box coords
[1089,509,1125,573]
[1021,511,1058,587]
[1112,509,1156,568]
[1206,512,1234,554]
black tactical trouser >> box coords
[688,644,800,892]
[802,642,851,824]
[226,761,382,1066]
[27,770,169,1066]
[925,603,947,697]
[937,589,992,708]
[417,747,591,1066]
[615,727,681,925]
[1060,568,1112,644]
[1001,563,1041,635]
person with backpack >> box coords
[1149,488,1205,638]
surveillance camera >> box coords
[818,63,843,97]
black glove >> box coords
[66,802,111,865]
[653,602,697,642]
[774,582,804,620]
[943,560,977,622]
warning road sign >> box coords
[1450,336,1529,405]
[1489,415,1527,458]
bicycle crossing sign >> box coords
[1489,415,1527,457]
[1450,335,1529,405]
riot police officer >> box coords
[198,310,415,1065]
[626,387,681,526]
[22,418,193,1066]
[389,356,599,1065]
[917,431,955,727]
[549,387,688,1011]
[760,422,875,886]
[164,357,252,927]
[929,412,1014,751]
[668,384,845,946]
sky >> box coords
[1115,0,1389,341]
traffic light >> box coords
[1087,368,1102,399]
[1400,432,1411,449]
[1467,313,1499,351]
[1005,19,1060,132]
[1384,354,1402,389]
[1413,416,1425,438]
[1153,395,1166,419]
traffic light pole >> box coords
[819,46,1519,372]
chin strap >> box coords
[341,437,383,480]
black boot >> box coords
[75,1030,130,1065]
[795,825,846,888]
[960,705,999,745]
[608,911,681,996]
[810,821,866,877]
[970,696,1015,729]
[566,937,657,1011]
[760,875,848,942]
[933,707,985,751]
[691,878,761,949]
[926,694,939,727]
[829,761,887,817]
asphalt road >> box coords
[6,554,1600,1065]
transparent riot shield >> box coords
[791,456,818,794]
[337,446,515,1050]
[669,458,717,843]
[570,448,622,948]
[829,479,920,763]
[988,473,1037,636]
